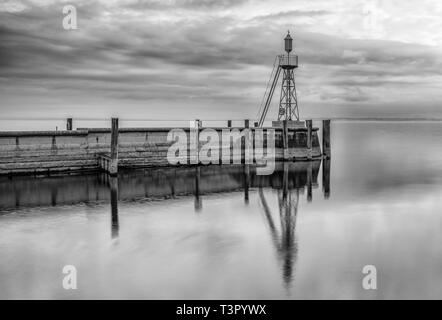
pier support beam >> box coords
[66,118,73,131]
[109,118,119,176]
[306,119,313,160]
[322,119,331,158]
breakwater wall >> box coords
[0,124,326,176]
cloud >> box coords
[0,0,442,121]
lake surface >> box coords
[1,121,442,299]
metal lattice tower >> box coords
[257,31,300,126]
[278,31,299,121]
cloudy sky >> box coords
[1,0,442,122]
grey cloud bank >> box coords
[1,0,442,121]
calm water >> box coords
[1,121,442,299]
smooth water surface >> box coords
[1,121,442,299]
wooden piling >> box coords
[322,119,331,158]
[66,118,73,131]
[109,118,119,176]
[244,119,253,164]
[306,119,313,160]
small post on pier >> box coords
[66,118,73,131]
[254,122,258,127]
[322,119,331,158]
[227,120,232,128]
[109,118,119,176]
[282,120,289,160]
[306,119,313,160]
[245,119,250,128]
[190,119,202,165]
[196,119,201,164]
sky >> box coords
[1,0,442,123]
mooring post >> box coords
[306,119,313,160]
[227,120,232,128]
[197,119,202,156]
[254,122,258,127]
[189,119,201,164]
[282,120,289,160]
[322,119,331,158]
[66,118,73,131]
[109,118,119,176]
[245,119,250,128]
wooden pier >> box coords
[0,118,331,176]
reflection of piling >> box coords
[282,120,289,160]
[322,120,331,158]
[66,118,73,131]
[109,118,119,176]
[194,166,202,212]
[282,161,289,200]
[244,164,250,204]
[307,162,312,202]
[110,176,119,239]
[322,158,331,199]
[306,119,312,160]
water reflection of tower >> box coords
[259,162,299,289]
[259,160,330,290]
[278,163,299,287]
